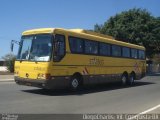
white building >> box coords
[0,59,7,72]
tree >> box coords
[2,53,16,73]
[94,8,160,57]
[152,54,160,64]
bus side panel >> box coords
[51,53,146,85]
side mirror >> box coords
[10,40,21,52]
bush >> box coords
[2,53,16,73]
[5,57,16,73]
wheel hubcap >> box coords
[130,76,134,83]
[122,76,126,84]
[72,79,78,88]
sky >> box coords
[0,0,159,59]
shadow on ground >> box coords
[22,81,154,96]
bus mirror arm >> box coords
[11,42,14,52]
[11,40,21,52]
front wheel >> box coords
[70,76,81,90]
[127,74,135,85]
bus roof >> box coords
[22,28,145,50]
[22,28,55,35]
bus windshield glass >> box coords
[17,34,52,62]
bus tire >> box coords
[127,73,135,86]
[70,76,81,91]
[121,73,128,85]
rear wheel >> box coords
[127,73,135,85]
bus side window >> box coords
[99,43,111,56]
[122,47,130,58]
[138,50,145,59]
[112,45,121,57]
[69,37,84,53]
[85,40,98,55]
[131,49,138,59]
[53,34,65,61]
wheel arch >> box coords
[130,71,136,79]
[122,71,129,78]
[72,72,83,85]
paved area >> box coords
[149,107,160,113]
[0,75,14,82]
[0,74,160,115]
[0,75,14,79]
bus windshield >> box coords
[17,34,52,62]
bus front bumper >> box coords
[14,76,70,89]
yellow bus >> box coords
[12,28,146,90]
